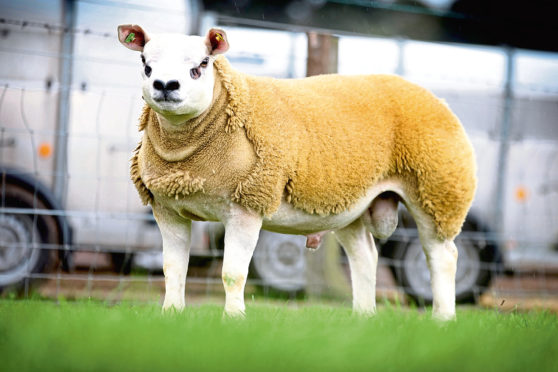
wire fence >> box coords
[1,14,558,312]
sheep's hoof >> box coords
[222,308,246,320]
[432,312,456,322]
[353,307,376,318]
[161,303,185,314]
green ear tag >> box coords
[125,32,136,43]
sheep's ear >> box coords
[118,24,149,52]
[205,28,229,55]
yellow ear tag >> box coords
[215,33,224,42]
[125,32,136,43]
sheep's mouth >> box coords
[153,96,182,103]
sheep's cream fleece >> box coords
[131,56,476,239]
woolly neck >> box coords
[139,56,249,163]
[145,73,228,162]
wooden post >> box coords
[306,32,339,76]
[304,32,350,300]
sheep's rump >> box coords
[214,57,477,239]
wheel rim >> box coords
[252,231,306,291]
[402,238,481,301]
[0,214,41,286]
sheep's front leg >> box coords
[222,205,262,317]
[152,204,191,312]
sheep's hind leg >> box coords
[335,217,378,315]
[424,237,458,320]
[408,206,458,320]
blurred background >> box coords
[1,0,557,310]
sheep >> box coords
[118,24,477,320]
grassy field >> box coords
[0,300,557,372]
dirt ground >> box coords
[26,251,558,312]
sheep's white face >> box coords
[140,34,214,118]
[118,25,229,121]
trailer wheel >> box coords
[251,231,307,292]
[110,252,134,275]
[0,184,56,291]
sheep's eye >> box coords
[200,57,209,68]
[190,67,201,79]
[141,55,145,64]
[144,65,152,77]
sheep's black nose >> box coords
[153,80,180,92]
[153,80,165,91]
[165,80,180,91]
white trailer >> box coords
[0,0,203,286]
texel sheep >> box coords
[118,25,476,320]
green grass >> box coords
[1,300,557,372]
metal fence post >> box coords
[395,37,406,76]
[53,0,76,206]
[494,47,515,235]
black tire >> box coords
[0,183,57,292]
[250,230,307,293]
[389,216,500,305]
[110,252,134,275]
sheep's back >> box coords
[242,72,476,238]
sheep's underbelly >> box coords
[153,191,229,223]
[154,178,407,236]
[262,178,406,235]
